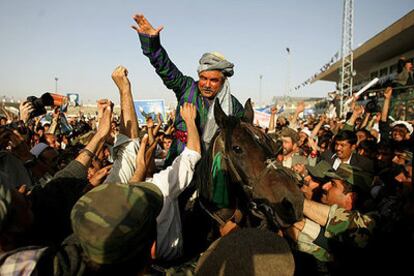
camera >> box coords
[365,100,380,113]
[26,93,55,119]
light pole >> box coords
[286,47,291,95]
[55,77,59,92]
[259,74,263,105]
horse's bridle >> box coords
[219,131,287,231]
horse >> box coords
[181,98,304,258]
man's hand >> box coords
[146,117,154,128]
[353,104,364,117]
[180,103,197,125]
[271,106,278,115]
[89,165,112,186]
[132,14,163,36]
[384,87,393,100]
[111,66,131,93]
[319,114,327,124]
[156,113,162,125]
[375,112,381,123]
[97,99,112,122]
[96,105,112,139]
[130,134,159,182]
[296,101,305,114]
[19,102,34,123]
[307,135,318,152]
[0,129,32,161]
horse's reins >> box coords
[220,126,286,231]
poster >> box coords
[134,99,166,125]
[67,93,80,106]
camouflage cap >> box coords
[306,160,332,182]
[324,164,372,192]
[292,155,309,167]
[71,182,163,264]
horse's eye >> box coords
[232,145,243,154]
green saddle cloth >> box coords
[211,152,230,209]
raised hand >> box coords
[146,117,154,128]
[180,103,197,125]
[97,99,112,120]
[96,104,113,139]
[156,113,162,125]
[132,14,163,36]
[353,104,364,117]
[319,114,327,123]
[89,165,113,186]
[111,66,131,93]
[296,101,305,114]
[19,101,35,123]
[384,87,393,100]
[131,134,159,182]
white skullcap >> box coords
[390,121,413,135]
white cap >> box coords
[30,143,50,158]
[390,121,413,135]
[300,127,312,137]
[41,120,51,126]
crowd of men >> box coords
[0,12,413,276]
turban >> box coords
[197,52,234,77]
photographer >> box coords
[393,57,413,87]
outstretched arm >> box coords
[131,14,163,36]
[180,103,200,154]
[112,66,139,139]
[76,101,113,168]
[268,106,278,133]
[381,87,393,122]
[131,13,193,97]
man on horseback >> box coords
[132,14,245,166]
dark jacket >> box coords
[321,150,375,175]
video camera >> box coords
[26,93,68,119]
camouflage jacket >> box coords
[297,204,377,262]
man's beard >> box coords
[283,148,292,155]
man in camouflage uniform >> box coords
[288,163,377,263]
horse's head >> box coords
[214,98,303,227]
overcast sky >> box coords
[0,0,412,105]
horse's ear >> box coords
[214,98,227,129]
[242,98,254,124]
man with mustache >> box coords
[320,130,374,174]
[132,14,244,166]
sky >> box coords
[0,0,412,106]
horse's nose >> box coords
[282,194,304,223]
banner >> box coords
[134,99,166,125]
[254,110,271,128]
[67,93,80,107]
